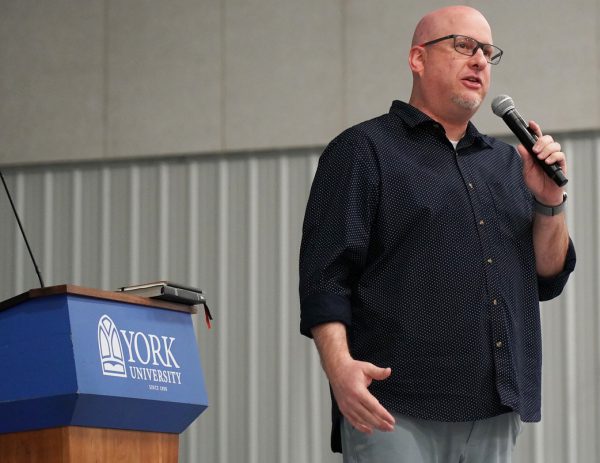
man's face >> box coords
[418,12,493,118]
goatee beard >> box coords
[452,94,481,111]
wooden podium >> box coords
[0,285,209,463]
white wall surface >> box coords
[0,1,598,165]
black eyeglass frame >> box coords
[419,34,503,65]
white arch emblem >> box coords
[98,315,127,378]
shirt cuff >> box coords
[300,293,352,338]
[538,238,576,301]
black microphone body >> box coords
[491,95,568,187]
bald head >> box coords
[407,5,494,135]
[411,6,492,46]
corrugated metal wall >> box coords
[0,132,598,463]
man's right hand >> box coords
[311,322,396,434]
[328,357,396,434]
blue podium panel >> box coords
[0,288,208,434]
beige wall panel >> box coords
[224,0,343,150]
[471,0,599,135]
[107,0,221,158]
[344,0,460,128]
[0,1,104,165]
[1,2,598,165]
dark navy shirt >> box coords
[299,100,576,452]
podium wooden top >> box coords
[0,284,197,314]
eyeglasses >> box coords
[419,34,503,65]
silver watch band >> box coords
[533,192,567,216]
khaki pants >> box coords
[341,412,522,463]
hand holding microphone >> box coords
[491,95,568,188]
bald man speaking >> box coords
[299,5,575,463]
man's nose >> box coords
[470,47,489,67]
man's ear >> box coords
[408,46,425,74]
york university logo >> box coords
[98,315,127,378]
[97,314,182,386]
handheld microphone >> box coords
[491,95,568,187]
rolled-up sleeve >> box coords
[537,237,576,301]
[299,128,380,338]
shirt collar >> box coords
[389,100,494,149]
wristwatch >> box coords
[533,192,567,216]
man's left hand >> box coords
[516,120,566,205]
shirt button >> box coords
[486,258,493,264]
[468,182,474,189]
[492,299,498,305]
[496,341,503,348]
[479,219,485,225]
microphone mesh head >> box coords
[491,95,515,117]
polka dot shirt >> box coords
[299,101,576,453]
